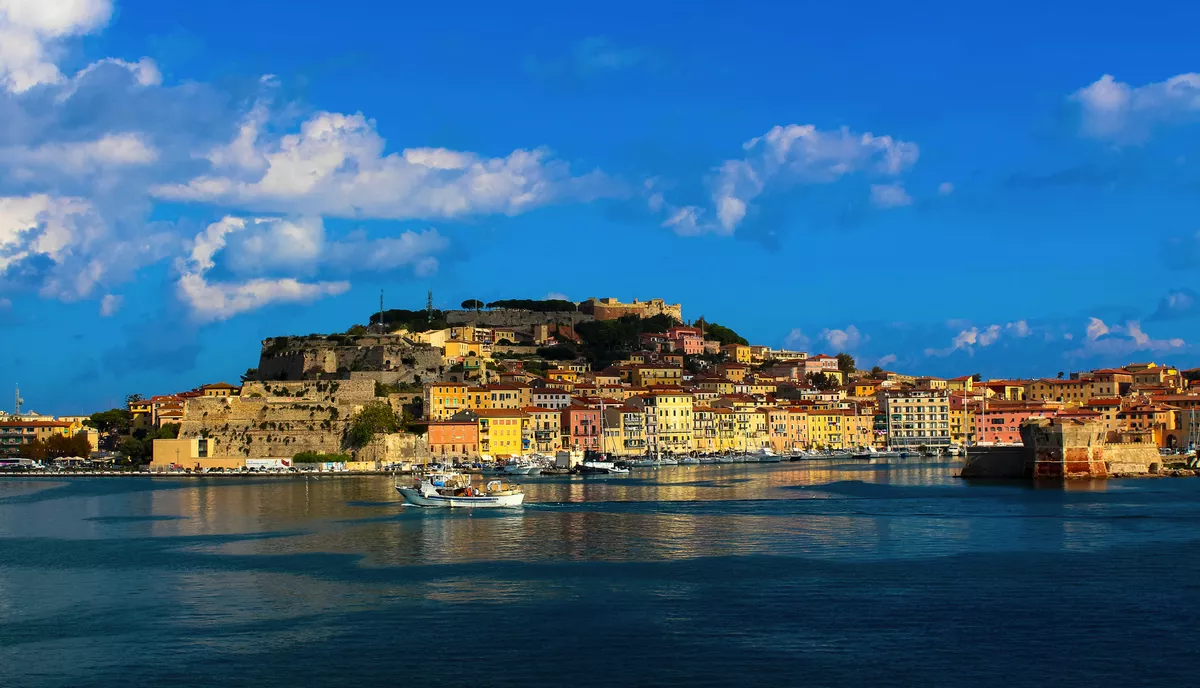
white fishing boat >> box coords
[680,457,701,465]
[396,471,524,508]
[755,448,782,463]
[698,456,717,465]
[630,458,658,468]
[658,457,679,466]
[579,460,629,475]
[504,461,533,475]
[715,455,734,464]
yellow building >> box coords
[149,437,225,471]
[721,344,752,364]
[785,408,810,450]
[547,369,578,383]
[525,407,562,453]
[1025,379,1091,406]
[735,381,777,397]
[448,325,476,342]
[626,365,683,388]
[603,406,647,456]
[695,378,736,395]
[808,409,850,449]
[949,396,976,445]
[691,406,718,452]
[733,409,770,450]
[630,390,693,455]
[444,340,486,361]
[200,382,240,397]
[715,363,749,383]
[947,376,975,392]
[851,380,880,397]
[765,408,790,453]
[425,383,470,420]
[456,409,528,457]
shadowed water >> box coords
[1,460,1198,687]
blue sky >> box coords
[3,0,1200,414]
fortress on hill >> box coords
[578,297,682,322]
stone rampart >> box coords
[961,418,1163,480]
[178,379,422,460]
[1021,418,1108,478]
[256,335,442,382]
[444,309,590,328]
[1103,443,1161,475]
[959,446,1027,478]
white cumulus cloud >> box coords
[658,123,918,235]
[153,109,619,220]
[175,215,446,321]
[784,328,811,350]
[822,325,863,351]
[176,217,351,322]
[99,293,121,316]
[0,0,114,92]
[1072,73,1200,142]
[1068,318,1186,359]
[869,182,912,208]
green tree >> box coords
[118,436,150,464]
[124,393,144,406]
[971,373,983,382]
[241,367,259,383]
[23,439,48,461]
[87,408,132,435]
[870,365,884,377]
[537,344,578,361]
[345,324,367,336]
[461,299,484,311]
[695,318,747,346]
[807,372,835,391]
[346,401,400,447]
[836,353,856,374]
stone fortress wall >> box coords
[178,380,428,461]
[961,417,1161,479]
[256,335,443,383]
[443,308,591,328]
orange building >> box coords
[425,421,479,457]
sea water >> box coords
[1,461,1198,687]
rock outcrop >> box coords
[256,334,442,383]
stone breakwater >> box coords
[960,417,1188,480]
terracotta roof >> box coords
[472,409,530,418]
[0,421,72,428]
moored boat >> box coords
[396,471,524,508]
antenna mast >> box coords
[14,384,22,415]
[427,289,434,324]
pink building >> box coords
[561,407,601,451]
[666,327,705,355]
[973,402,1056,444]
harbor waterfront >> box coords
[2,460,1199,687]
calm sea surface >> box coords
[2,461,1199,687]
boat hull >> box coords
[397,486,525,508]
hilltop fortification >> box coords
[256,333,443,383]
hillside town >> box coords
[3,296,1199,472]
